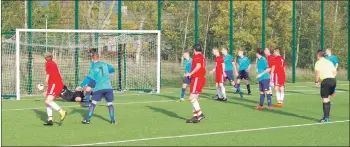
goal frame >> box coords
[15,29,161,100]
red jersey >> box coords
[215,56,224,75]
[266,55,275,68]
[45,60,63,84]
[191,53,206,78]
[274,55,286,74]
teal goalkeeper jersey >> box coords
[87,61,115,92]
[325,55,339,66]
[237,56,251,71]
[223,54,234,71]
[184,58,192,74]
[257,56,270,81]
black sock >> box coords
[247,84,251,93]
[326,102,331,118]
[323,103,327,119]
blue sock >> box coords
[267,94,272,106]
[259,94,265,106]
[180,88,186,98]
[87,103,96,120]
[108,105,115,120]
[85,91,91,105]
[237,84,242,93]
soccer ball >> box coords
[37,84,44,91]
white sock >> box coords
[46,106,53,120]
[192,99,202,115]
[216,87,223,98]
[192,107,197,116]
[276,92,281,103]
[281,91,285,102]
[48,102,61,111]
[221,86,226,99]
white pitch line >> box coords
[1,100,180,111]
[70,120,349,146]
[1,92,175,102]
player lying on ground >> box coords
[43,52,67,126]
[271,48,286,107]
[80,51,116,124]
[210,48,227,101]
[221,48,242,97]
[255,48,273,110]
[325,48,339,97]
[236,50,252,95]
[58,85,93,102]
[178,51,192,102]
[185,44,206,123]
[314,50,337,123]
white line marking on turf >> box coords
[70,120,350,146]
[1,91,175,102]
[1,99,193,111]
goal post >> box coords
[10,29,161,100]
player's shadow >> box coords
[32,109,48,122]
[154,94,178,100]
[69,107,110,123]
[146,106,187,121]
[337,88,349,92]
[225,100,319,122]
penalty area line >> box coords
[70,120,349,146]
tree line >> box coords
[2,1,348,69]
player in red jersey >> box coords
[271,49,286,107]
[185,44,206,123]
[209,48,227,101]
[264,48,275,91]
[42,52,67,126]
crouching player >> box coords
[255,48,273,110]
[178,51,192,102]
[271,49,286,107]
[185,44,206,123]
[210,48,227,101]
[43,52,67,126]
[81,52,116,124]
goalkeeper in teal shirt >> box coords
[80,50,116,124]
[325,48,339,96]
[178,51,192,102]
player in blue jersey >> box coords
[254,48,273,110]
[236,50,252,95]
[77,49,97,107]
[81,51,116,124]
[178,51,192,102]
[325,48,339,97]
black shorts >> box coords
[320,78,336,98]
[237,70,249,80]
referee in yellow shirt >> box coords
[314,50,337,123]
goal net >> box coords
[2,29,161,100]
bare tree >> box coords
[203,1,212,57]
[181,2,192,65]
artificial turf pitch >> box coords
[2,81,349,146]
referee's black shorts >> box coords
[320,78,336,98]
